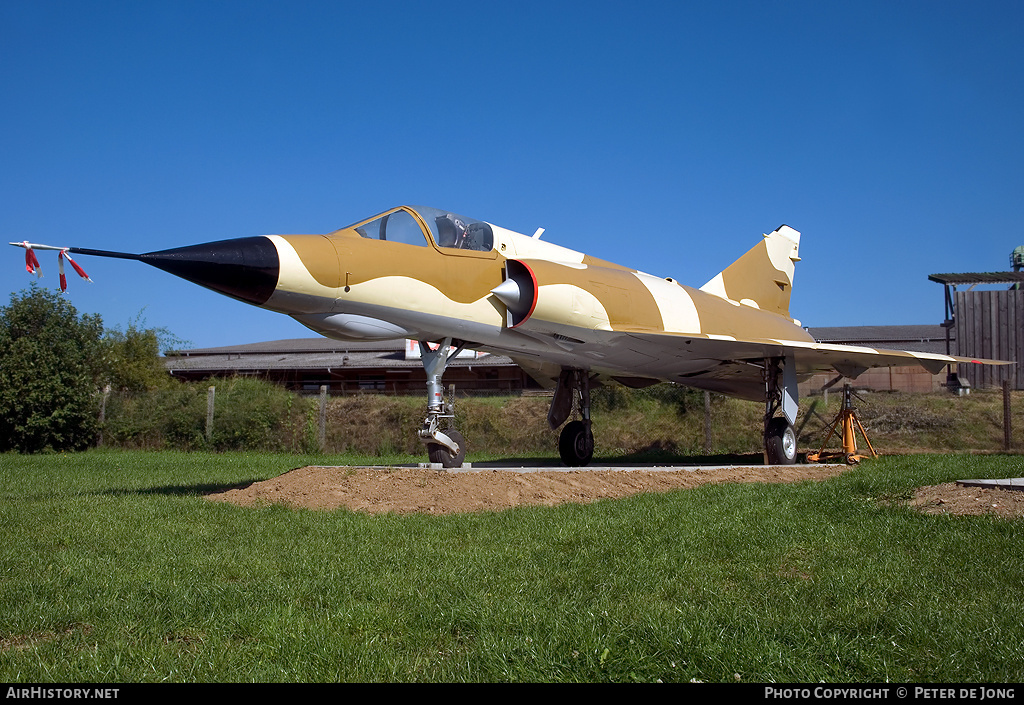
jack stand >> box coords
[806,383,878,465]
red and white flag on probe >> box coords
[23,242,42,276]
[57,250,91,291]
[11,241,92,291]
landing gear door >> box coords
[782,355,799,427]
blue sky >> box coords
[3,0,1022,349]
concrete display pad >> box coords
[956,477,1024,492]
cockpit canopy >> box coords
[352,206,494,253]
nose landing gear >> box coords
[417,338,467,468]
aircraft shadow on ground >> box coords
[94,480,267,498]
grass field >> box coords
[1,449,1023,682]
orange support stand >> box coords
[805,383,878,465]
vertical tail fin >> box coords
[699,225,801,319]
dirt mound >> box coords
[205,463,1024,518]
[907,482,1024,518]
[206,463,850,515]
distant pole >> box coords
[206,386,215,443]
[319,385,328,452]
[704,391,712,454]
[1004,379,1012,452]
[98,384,111,446]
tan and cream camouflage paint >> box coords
[250,208,1005,398]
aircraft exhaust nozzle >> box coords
[137,237,280,306]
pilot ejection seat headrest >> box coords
[435,215,462,248]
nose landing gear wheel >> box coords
[559,420,594,467]
[428,429,466,468]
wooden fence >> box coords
[955,289,1022,390]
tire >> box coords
[558,420,594,467]
[428,429,466,468]
[765,417,797,465]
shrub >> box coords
[0,286,104,452]
[102,377,313,452]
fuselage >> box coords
[235,205,814,388]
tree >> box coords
[0,285,105,452]
[100,316,183,393]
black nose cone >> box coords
[140,236,280,306]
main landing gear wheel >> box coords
[548,369,597,467]
[765,417,797,465]
[761,356,799,466]
[558,420,594,467]
[428,429,466,469]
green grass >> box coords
[1,450,1023,682]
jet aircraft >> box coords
[10,205,1008,467]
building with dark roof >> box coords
[806,325,949,354]
[165,325,969,397]
[164,338,539,395]
[801,325,952,394]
